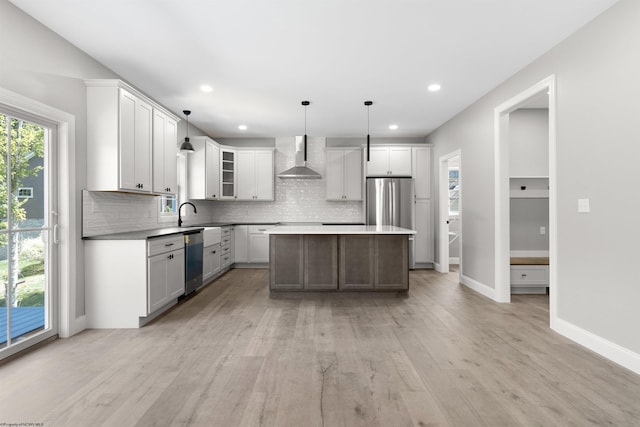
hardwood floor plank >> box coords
[1,268,640,427]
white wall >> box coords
[510,109,549,177]
[0,0,118,318]
[428,0,640,356]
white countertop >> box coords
[264,225,416,235]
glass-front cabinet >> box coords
[220,149,236,200]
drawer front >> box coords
[510,266,549,285]
[221,245,231,255]
[221,227,232,237]
[148,235,184,257]
[221,236,232,246]
[221,254,232,267]
[248,225,273,234]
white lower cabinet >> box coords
[85,234,185,329]
[234,224,274,265]
[414,199,433,264]
[148,246,185,313]
[203,243,221,283]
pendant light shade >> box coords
[277,100,321,179]
[180,110,194,153]
[364,101,373,161]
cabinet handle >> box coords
[521,274,527,278]
[165,243,174,247]
[168,254,173,259]
[212,250,216,254]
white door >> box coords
[163,116,178,194]
[1,109,58,358]
[167,248,185,299]
[134,98,153,192]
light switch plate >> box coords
[539,226,546,235]
[578,198,590,213]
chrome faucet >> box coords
[178,202,197,227]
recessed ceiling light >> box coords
[200,85,213,93]
[428,84,441,92]
[238,124,247,130]
[389,124,398,130]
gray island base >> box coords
[265,225,415,292]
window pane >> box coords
[11,118,46,230]
[8,232,46,343]
[160,195,177,214]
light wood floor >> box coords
[2,269,640,426]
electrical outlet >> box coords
[540,226,546,235]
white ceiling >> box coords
[10,0,617,138]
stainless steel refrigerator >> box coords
[366,177,415,269]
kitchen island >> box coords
[265,225,415,291]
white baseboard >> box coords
[460,274,496,300]
[449,257,459,264]
[510,250,549,257]
[552,317,640,375]
[434,262,442,272]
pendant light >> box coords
[364,101,373,161]
[180,110,194,153]
[302,100,309,161]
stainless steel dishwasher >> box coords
[183,230,203,296]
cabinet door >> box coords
[344,149,362,200]
[234,225,248,262]
[148,253,168,313]
[134,97,153,191]
[119,90,137,190]
[388,147,412,176]
[366,147,389,176]
[164,117,178,193]
[413,147,431,199]
[339,235,375,289]
[254,150,274,200]
[203,243,221,282]
[249,233,270,263]
[325,149,345,200]
[236,150,255,200]
[220,149,236,199]
[414,199,433,263]
[206,141,220,199]
[152,111,178,194]
[167,248,185,299]
[375,235,409,289]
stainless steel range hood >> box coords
[278,135,321,179]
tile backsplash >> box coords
[83,136,363,236]
[207,137,363,223]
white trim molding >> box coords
[494,75,557,307]
[460,274,495,301]
[552,319,640,375]
[0,86,81,339]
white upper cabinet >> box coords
[220,148,237,200]
[236,149,274,201]
[366,146,412,176]
[188,137,221,200]
[412,146,431,199]
[86,80,178,194]
[152,110,178,194]
[326,148,362,200]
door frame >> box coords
[494,75,557,323]
[437,149,461,274]
[0,87,80,349]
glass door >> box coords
[1,107,57,358]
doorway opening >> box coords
[437,150,461,280]
[494,75,557,325]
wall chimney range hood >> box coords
[278,135,322,179]
[278,101,321,179]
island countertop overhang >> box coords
[264,225,416,235]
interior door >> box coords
[1,108,58,358]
